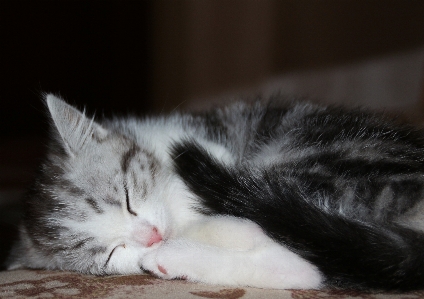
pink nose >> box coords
[147,227,162,247]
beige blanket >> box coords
[1,270,423,299]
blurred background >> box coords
[1,0,424,268]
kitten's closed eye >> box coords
[104,244,126,269]
[124,182,137,216]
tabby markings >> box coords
[85,197,104,214]
[121,144,140,173]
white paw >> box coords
[140,241,191,280]
[250,245,323,289]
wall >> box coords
[152,0,424,112]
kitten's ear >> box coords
[46,94,108,157]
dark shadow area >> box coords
[0,1,153,269]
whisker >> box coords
[172,149,189,162]
[170,100,187,113]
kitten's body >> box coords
[7,94,424,290]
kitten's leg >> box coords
[141,238,321,289]
[141,218,322,289]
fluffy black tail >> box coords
[172,141,424,291]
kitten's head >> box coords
[7,95,175,274]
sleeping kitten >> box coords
[7,94,424,291]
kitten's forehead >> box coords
[120,143,141,173]
[77,133,142,166]
[98,132,161,175]
[44,133,166,238]
[63,133,161,203]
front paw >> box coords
[141,243,188,280]
[141,250,169,279]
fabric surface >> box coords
[1,270,424,299]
